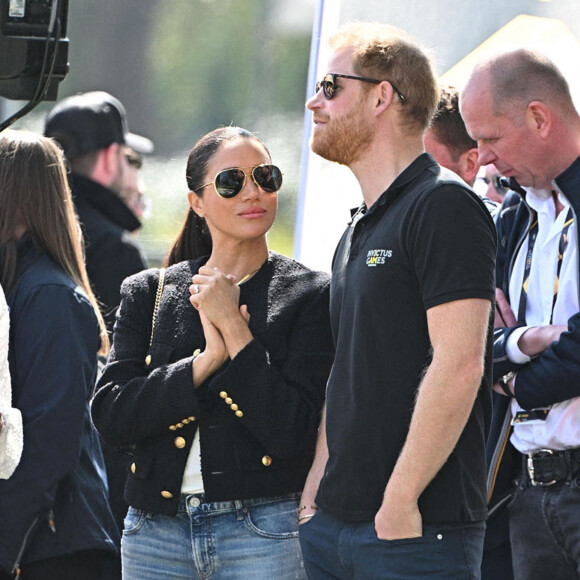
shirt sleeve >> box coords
[505,326,532,364]
[512,312,580,409]
[405,185,497,310]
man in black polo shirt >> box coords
[298,22,497,579]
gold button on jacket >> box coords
[174,437,186,449]
[262,455,272,467]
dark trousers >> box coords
[0,550,109,580]
[299,508,485,580]
[481,509,514,580]
[508,479,580,580]
[481,540,514,580]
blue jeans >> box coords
[122,492,306,580]
[507,479,580,580]
[299,509,485,580]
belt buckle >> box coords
[527,449,557,486]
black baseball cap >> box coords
[44,91,154,159]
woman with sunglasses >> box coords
[92,126,334,580]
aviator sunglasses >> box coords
[195,164,283,199]
[483,174,508,197]
[315,73,406,103]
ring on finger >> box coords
[193,284,200,294]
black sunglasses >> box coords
[195,164,283,199]
[483,174,508,196]
[315,73,406,103]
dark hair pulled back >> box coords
[164,127,270,267]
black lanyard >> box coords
[517,206,574,324]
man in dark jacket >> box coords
[44,91,153,333]
[462,49,580,580]
[44,91,153,579]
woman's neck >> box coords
[205,240,269,282]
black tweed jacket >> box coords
[91,252,334,516]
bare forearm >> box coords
[495,288,516,328]
[517,325,567,358]
[375,359,482,540]
[191,351,223,388]
[220,317,254,360]
[386,360,482,503]
[300,405,328,522]
[375,298,490,540]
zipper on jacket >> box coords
[47,509,56,533]
[11,517,39,577]
[11,510,55,576]
[505,205,532,296]
[487,406,513,504]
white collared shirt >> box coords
[507,188,580,453]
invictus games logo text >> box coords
[366,249,392,266]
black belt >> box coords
[522,448,580,486]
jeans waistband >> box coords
[177,491,301,514]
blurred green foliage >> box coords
[50,0,314,262]
[147,0,311,152]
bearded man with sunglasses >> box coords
[298,22,497,580]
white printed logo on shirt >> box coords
[366,249,392,266]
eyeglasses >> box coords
[195,164,283,199]
[315,73,406,103]
[483,174,508,196]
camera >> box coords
[0,0,69,101]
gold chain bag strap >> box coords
[145,268,166,367]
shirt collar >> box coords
[526,187,570,216]
[348,153,436,224]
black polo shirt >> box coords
[317,154,496,523]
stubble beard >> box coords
[311,106,373,167]
[110,148,128,196]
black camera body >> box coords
[0,0,69,101]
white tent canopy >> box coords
[442,15,580,111]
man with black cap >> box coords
[45,91,153,580]
[45,90,153,334]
